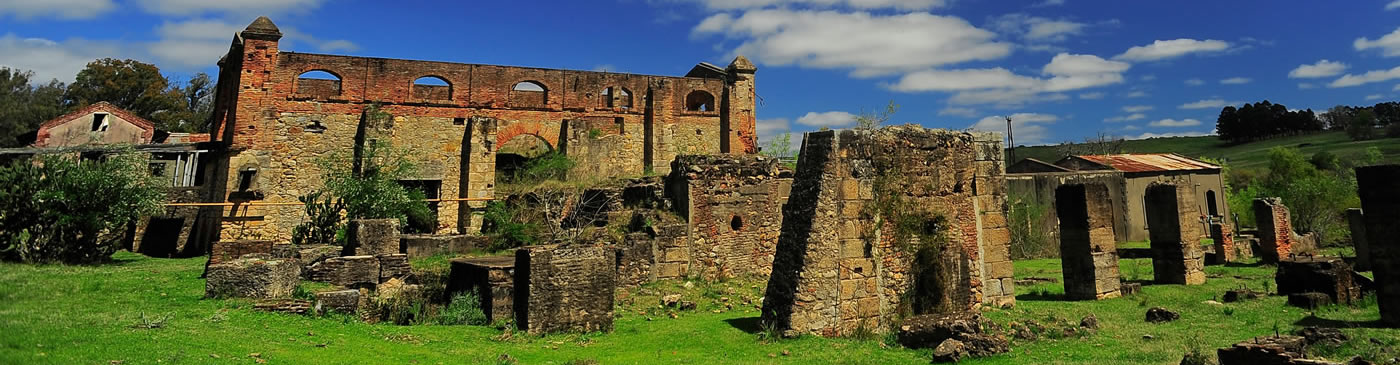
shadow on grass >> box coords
[1293,315,1389,329]
[1224,261,1267,268]
[725,317,763,334]
[1017,292,1073,302]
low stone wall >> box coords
[206,257,301,298]
[401,234,491,258]
[347,219,401,256]
[669,155,792,280]
[1275,257,1363,305]
[208,240,274,266]
[514,244,617,335]
[447,256,515,324]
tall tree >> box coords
[153,73,215,133]
[0,67,68,147]
[64,58,179,127]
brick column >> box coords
[1056,183,1121,300]
[1252,198,1294,263]
[1210,222,1236,264]
[1144,183,1206,285]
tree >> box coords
[152,73,215,133]
[1054,132,1126,157]
[1346,109,1378,141]
[855,100,899,129]
[1372,101,1399,126]
[0,67,67,147]
[1215,100,1324,143]
[64,58,180,129]
[1320,106,1354,131]
[760,132,794,159]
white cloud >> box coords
[1124,90,1148,98]
[989,14,1086,42]
[1366,94,1385,101]
[969,113,1057,145]
[0,34,124,83]
[1299,83,1316,89]
[134,0,328,16]
[888,68,1039,91]
[1078,92,1104,100]
[756,118,791,143]
[1288,59,1348,78]
[1328,65,1400,88]
[937,107,980,117]
[795,111,857,127]
[947,88,1069,106]
[1041,53,1130,91]
[1220,77,1251,85]
[1129,130,1213,139]
[1184,78,1205,86]
[1149,118,1202,127]
[1104,113,1146,122]
[1121,125,1141,131]
[1122,105,1153,113]
[1389,0,1400,10]
[1113,38,1231,62]
[316,40,359,53]
[1355,26,1400,57]
[0,0,115,19]
[693,9,1012,77]
[1034,0,1066,6]
[692,0,946,11]
[890,53,1127,105]
[1394,84,1400,91]
[1179,99,1237,109]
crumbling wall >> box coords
[1209,222,1239,264]
[1356,164,1400,326]
[1254,198,1295,263]
[1347,208,1370,271]
[761,126,1011,337]
[1144,183,1206,285]
[514,244,616,335]
[1055,183,1121,300]
[669,155,792,279]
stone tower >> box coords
[724,56,757,154]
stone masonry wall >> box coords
[1356,164,1400,326]
[1347,208,1371,271]
[1253,197,1294,263]
[514,244,617,335]
[669,155,792,280]
[1144,183,1206,285]
[1056,183,1121,300]
[761,126,1011,337]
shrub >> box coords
[291,191,345,246]
[481,201,539,251]
[511,151,574,184]
[436,292,489,325]
[318,140,432,229]
[0,152,164,264]
[1007,191,1055,259]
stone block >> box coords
[209,240,274,266]
[327,255,380,288]
[401,234,491,258]
[515,245,616,335]
[1216,335,1310,365]
[314,289,360,314]
[377,254,411,281]
[1287,292,1332,309]
[347,219,401,256]
[205,257,301,299]
[1276,256,1362,305]
[447,256,515,324]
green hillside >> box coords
[1010,131,1400,171]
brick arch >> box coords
[293,68,344,97]
[496,121,558,149]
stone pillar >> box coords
[1144,183,1206,285]
[1252,198,1294,263]
[1357,164,1400,326]
[1347,208,1371,271]
[1055,184,1121,300]
[1209,222,1236,264]
[448,256,516,324]
[514,244,616,335]
[346,218,401,256]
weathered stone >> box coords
[1347,209,1371,272]
[1223,289,1264,303]
[1254,198,1297,263]
[897,313,983,349]
[1080,314,1099,330]
[401,234,491,258]
[377,254,411,281]
[668,155,792,280]
[322,256,379,288]
[1356,165,1400,326]
[1145,183,1207,285]
[447,256,515,324]
[1287,292,1332,309]
[254,299,312,314]
[270,243,299,259]
[932,339,966,363]
[314,289,360,314]
[347,219,401,256]
[1056,183,1122,300]
[1294,327,1348,347]
[515,244,616,335]
[1216,335,1324,365]
[1276,257,1362,305]
[1145,307,1179,323]
[1120,282,1142,296]
[1210,222,1237,264]
[205,257,300,299]
[208,240,273,266]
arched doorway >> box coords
[1205,190,1219,217]
[495,133,556,184]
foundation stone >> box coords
[1276,256,1362,305]
[514,244,616,335]
[206,257,300,298]
[347,219,401,256]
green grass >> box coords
[2,251,1396,364]
[1012,131,1400,171]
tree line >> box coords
[0,58,213,148]
[1214,100,1322,144]
[1320,102,1400,141]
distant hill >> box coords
[1008,131,1400,171]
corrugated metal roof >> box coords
[1074,153,1219,173]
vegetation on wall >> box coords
[1007,191,1055,260]
[0,152,165,264]
[291,137,435,241]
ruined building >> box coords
[760,127,1013,337]
[190,16,759,246]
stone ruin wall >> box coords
[201,20,756,245]
[1144,183,1206,285]
[514,244,617,335]
[1056,183,1121,300]
[669,155,792,279]
[1356,164,1400,326]
[761,127,1012,337]
[1253,197,1295,263]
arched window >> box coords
[601,87,634,109]
[617,88,633,109]
[296,70,341,98]
[1206,190,1219,217]
[412,76,451,100]
[685,90,714,111]
[510,81,548,108]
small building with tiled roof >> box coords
[33,101,158,148]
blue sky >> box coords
[3,0,1399,145]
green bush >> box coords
[316,140,432,230]
[481,201,538,251]
[436,292,489,326]
[291,191,345,246]
[0,152,164,264]
[508,151,574,184]
[1007,191,1055,259]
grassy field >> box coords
[2,251,1397,364]
[1012,131,1400,171]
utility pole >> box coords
[1005,116,1016,163]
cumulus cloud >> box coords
[0,0,115,19]
[1299,83,1316,89]
[1289,59,1348,78]
[693,9,1012,77]
[691,0,947,11]
[795,111,857,128]
[888,53,1128,105]
[755,117,792,144]
[1184,78,1205,86]
[1124,90,1148,98]
[1113,39,1231,62]
[1079,92,1104,99]
[888,68,1039,91]
[1366,94,1385,101]
[1389,0,1400,10]
[1395,84,1400,91]
[1149,118,1202,127]
[1220,77,1251,85]
[1128,130,1213,139]
[989,14,1087,42]
[0,34,128,83]
[1355,26,1400,57]
[134,0,328,16]
[1122,105,1153,113]
[1104,113,1146,123]
[937,107,980,117]
[969,113,1057,145]
[1328,65,1400,88]
[1179,99,1239,109]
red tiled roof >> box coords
[1074,153,1219,173]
